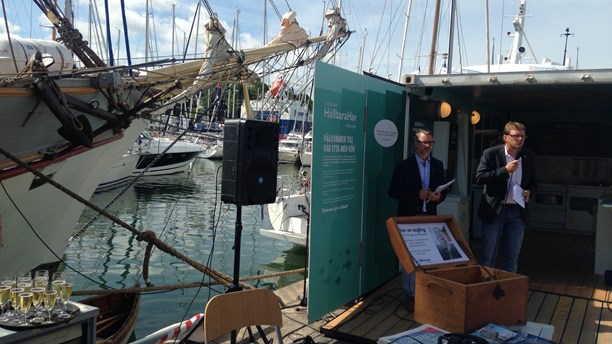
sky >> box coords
[1,0,611,82]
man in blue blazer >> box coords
[388,128,448,302]
[475,121,537,273]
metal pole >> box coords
[397,0,412,82]
[428,0,442,75]
[561,28,573,66]
[484,0,491,73]
[446,0,456,74]
[230,205,243,292]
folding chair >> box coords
[177,288,284,344]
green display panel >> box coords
[308,62,406,323]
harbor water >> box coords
[65,158,307,339]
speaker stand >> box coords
[229,205,244,344]
[227,206,270,344]
[229,205,244,293]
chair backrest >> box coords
[203,288,283,343]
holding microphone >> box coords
[474,122,537,274]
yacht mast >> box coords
[446,0,456,74]
[104,0,114,66]
[396,0,412,82]
[120,0,132,71]
[427,0,442,74]
[145,0,150,64]
[172,3,176,60]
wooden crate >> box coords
[386,215,528,333]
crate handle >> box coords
[426,280,453,295]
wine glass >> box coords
[51,271,65,283]
[1,274,16,289]
[42,290,57,324]
[0,285,10,322]
[58,277,73,319]
[16,271,31,285]
[16,280,32,293]
[18,291,33,325]
[8,287,24,323]
[50,280,66,317]
[16,271,32,293]
[30,287,46,323]
[34,270,49,289]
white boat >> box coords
[241,98,311,137]
[299,131,313,167]
[96,150,140,191]
[260,173,310,246]
[198,138,223,159]
[299,150,312,167]
[278,135,302,164]
[449,0,571,74]
[133,131,204,176]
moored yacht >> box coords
[132,131,204,176]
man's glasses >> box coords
[417,140,435,146]
[506,134,527,140]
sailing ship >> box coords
[0,0,352,340]
[0,0,350,277]
[0,0,166,276]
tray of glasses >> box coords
[0,302,80,330]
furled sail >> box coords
[141,7,350,113]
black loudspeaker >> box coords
[221,119,280,205]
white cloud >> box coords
[2,0,609,78]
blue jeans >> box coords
[480,206,525,273]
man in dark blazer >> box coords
[475,121,536,273]
[388,128,448,301]
[388,129,448,216]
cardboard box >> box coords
[386,215,528,333]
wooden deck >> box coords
[274,229,612,344]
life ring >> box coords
[157,313,203,343]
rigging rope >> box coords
[0,146,236,288]
[72,268,306,296]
